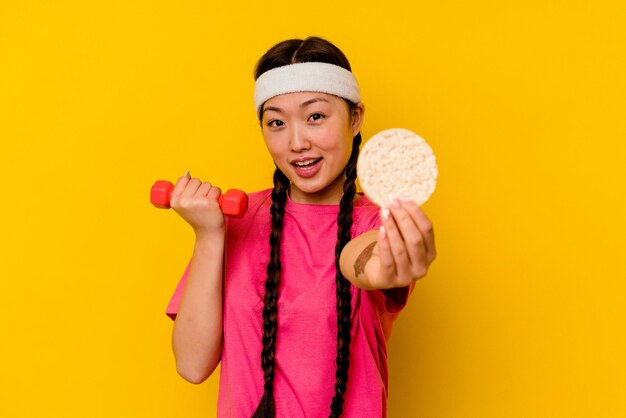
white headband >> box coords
[253,62,361,118]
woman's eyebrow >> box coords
[263,106,282,114]
[263,97,330,114]
[300,97,330,108]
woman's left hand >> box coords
[365,197,437,289]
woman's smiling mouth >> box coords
[291,157,323,177]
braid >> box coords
[252,167,290,418]
[253,35,366,418]
[329,132,362,418]
[253,133,362,418]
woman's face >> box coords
[260,92,364,204]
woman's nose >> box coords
[289,127,311,151]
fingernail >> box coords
[184,170,190,177]
[381,206,390,220]
[400,195,412,202]
[391,198,401,209]
[387,193,395,207]
[379,226,386,240]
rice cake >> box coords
[357,128,438,207]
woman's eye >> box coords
[268,120,284,127]
[310,113,324,121]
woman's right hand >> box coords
[169,171,225,236]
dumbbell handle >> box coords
[150,180,248,218]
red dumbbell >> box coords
[150,180,248,218]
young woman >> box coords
[165,36,437,418]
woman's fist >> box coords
[169,171,225,236]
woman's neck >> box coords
[287,182,360,205]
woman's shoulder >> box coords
[352,192,382,235]
[246,188,273,207]
[225,188,272,226]
[248,187,273,198]
[353,192,379,210]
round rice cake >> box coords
[357,128,438,207]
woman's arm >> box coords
[339,229,383,289]
[339,198,436,290]
[167,172,227,385]
[171,231,225,384]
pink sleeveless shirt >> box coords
[167,189,412,417]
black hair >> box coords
[252,36,362,418]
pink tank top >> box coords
[167,189,412,417]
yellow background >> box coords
[1,1,624,417]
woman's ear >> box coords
[351,102,365,137]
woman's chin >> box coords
[290,181,345,204]
[291,182,324,196]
